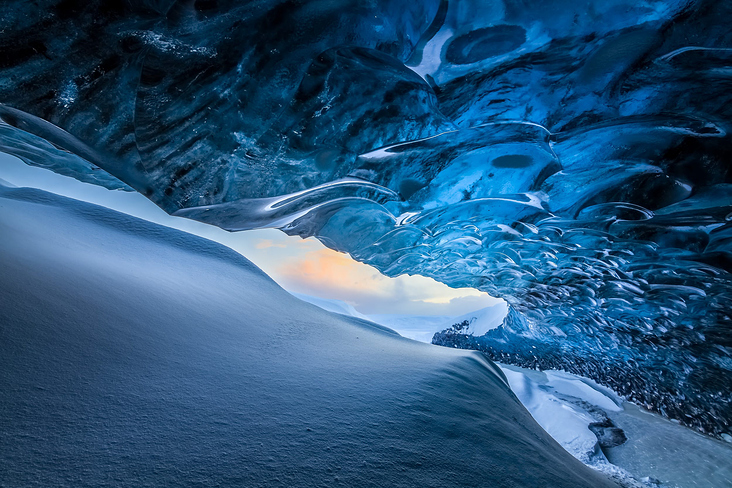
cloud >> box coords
[255,239,287,249]
[275,247,500,316]
[278,248,388,296]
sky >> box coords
[0,153,501,316]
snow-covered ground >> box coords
[368,302,508,342]
[294,293,507,343]
[0,182,616,487]
[499,365,623,463]
[298,295,732,488]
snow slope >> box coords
[499,365,628,475]
[294,294,732,487]
[368,303,508,342]
[0,183,617,487]
[290,292,371,321]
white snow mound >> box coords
[0,184,617,488]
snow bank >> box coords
[0,184,617,487]
[291,293,371,321]
[296,288,732,488]
[368,302,508,342]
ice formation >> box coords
[0,0,730,437]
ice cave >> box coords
[0,1,730,487]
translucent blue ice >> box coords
[0,0,730,437]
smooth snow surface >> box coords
[0,184,617,487]
[2,0,732,439]
[297,292,732,488]
[291,293,371,321]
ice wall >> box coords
[0,0,730,436]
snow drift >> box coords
[0,183,617,487]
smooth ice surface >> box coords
[0,183,619,487]
[498,364,732,488]
[605,403,732,488]
[0,0,731,436]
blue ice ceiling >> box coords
[0,0,730,437]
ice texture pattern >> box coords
[0,0,730,437]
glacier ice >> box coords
[0,0,730,437]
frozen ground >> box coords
[500,365,732,488]
[303,295,732,487]
[605,403,732,488]
[0,182,616,487]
